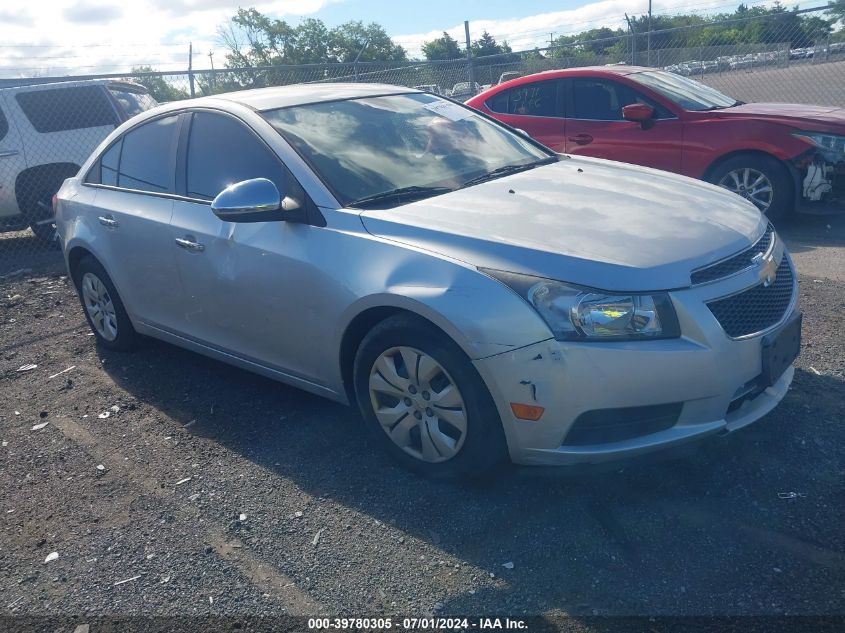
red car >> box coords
[466,66,845,221]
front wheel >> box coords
[353,314,508,479]
[708,154,793,223]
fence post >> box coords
[188,42,196,98]
[625,14,636,65]
[464,21,475,93]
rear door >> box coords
[483,79,568,151]
[564,77,684,173]
[0,96,26,221]
[83,113,184,329]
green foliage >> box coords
[130,66,190,102]
[219,8,406,67]
[421,32,463,60]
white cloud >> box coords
[0,0,333,77]
[393,0,784,58]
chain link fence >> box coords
[1,5,843,279]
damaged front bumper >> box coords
[473,262,799,467]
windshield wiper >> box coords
[461,156,558,189]
[348,185,453,209]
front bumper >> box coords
[474,258,798,467]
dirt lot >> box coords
[1,214,844,626]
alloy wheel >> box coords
[81,272,118,341]
[718,167,774,213]
[368,346,467,463]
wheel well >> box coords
[702,150,788,182]
[67,246,95,284]
[339,307,454,406]
[15,162,81,212]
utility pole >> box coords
[549,32,556,48]
[647,0,653,67]
[208,50,214,70]
[353,39,369,81]
[464,20,475,93]
[625,14,636,66]
[188,42,195,98]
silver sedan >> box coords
[55,84,800,478]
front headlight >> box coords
[483,269,680,341]
[792,131,845,159]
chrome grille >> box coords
[706,257,795,338]
[691,224,775,285]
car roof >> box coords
[201,83,421,111]
[0,77,146,92]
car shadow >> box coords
[778,211,844,255]
[95,335,845,617]
[0,229,63,277]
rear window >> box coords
[108,85,158,118]
[16,85,116,133]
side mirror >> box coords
[622,103,655,128]
[211,178,305,224]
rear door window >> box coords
[86,114,180,194]
[15,86,117,133]
[486,80,562,117]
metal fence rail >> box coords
[1,5,843,277]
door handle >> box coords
[0,150,20,158]
[175,237,205,252]
[98,215,119,228]
[568,133,594,145]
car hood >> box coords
[359,156,766,291]
[708,102,845,127]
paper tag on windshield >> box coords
[423,100,473,122]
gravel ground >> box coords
[1,214,843,623]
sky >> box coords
[0,0,823,76]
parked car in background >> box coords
[498,71,522,84]
[0,79,157,241]
[56,83,799,479]
[467,66,845,221]
[414,84,444,95]
[450,81,481,101]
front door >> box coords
[564,77,684,174]
[169,110,324,382]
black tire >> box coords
[73,256,138,351]
[353,314,509,480]
[707,154,794,223]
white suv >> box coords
[0,79,157,241]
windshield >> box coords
[628,70,737,111]
[261,92,551,208]
[108,85,158,118]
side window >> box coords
[0,106,8,141]
[15,86,117,133]
[100,141,121,186]
[118,115,179,193]
[86,115,179,192]
[571,78,670,121]
[486,81,559,117]
[185,111,301,202]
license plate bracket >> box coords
[761,311,802,387]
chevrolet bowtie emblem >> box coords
[751,251,778,287]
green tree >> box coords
[422,32,463,60]
[329,21,407,62]
[826,0,845,25]
[130,66,189,102]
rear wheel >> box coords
[73,256,137,351]
[353,314,508,479]
[708,154,793,223]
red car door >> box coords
[564,77,684,173]
[481,79,568,152]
